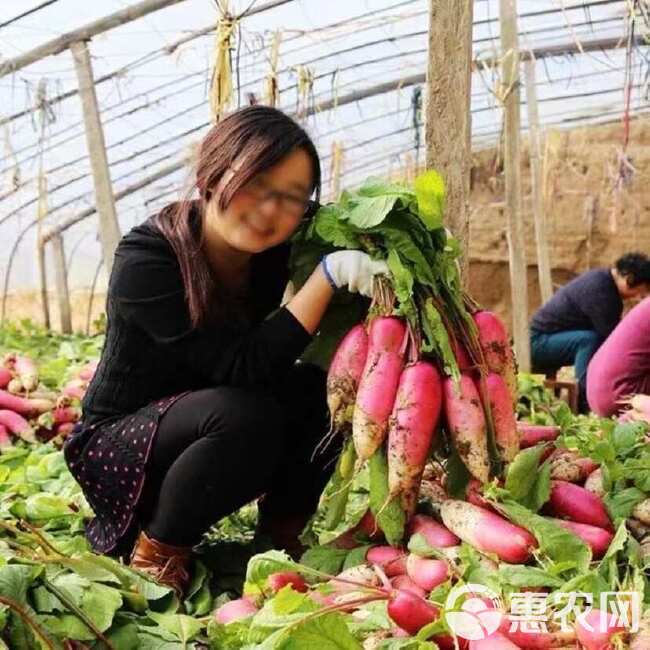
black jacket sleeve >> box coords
[112,236,311,388]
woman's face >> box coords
[207,147,314,254]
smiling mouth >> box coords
[245,217,273,237]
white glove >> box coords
[322,250,389,298]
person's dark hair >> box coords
[154,106,321,328]
[614,252,650,287]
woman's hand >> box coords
[285,250,388,335]
[321,250,389,297]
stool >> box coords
[543,370,579,413]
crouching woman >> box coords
[63,106,386,597]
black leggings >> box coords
[134,363,336,547]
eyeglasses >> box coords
[240,176,314,218]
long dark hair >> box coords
[155,106,321,328]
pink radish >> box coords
[52,406,81,425]
[408,514,460,548]
[440,500,537,564]
[26,399,55,415]
[405,554,449,592]
[575,609,626,650]
[465,479,497,512]
[0,368,10,389]
[267,571,308,593]
[7,378,23,394]
[549,450,599,483]
[4,354,38,392]
[499,618,576,649]
[387,361,443,515]
[55,422,75,437]
[469,632,521,650]
[213,598,258,624]
[516,423,560,448]
[62,379,87,401]
[78,360,98,381]
[353,317,407,462]
[327,324,368,431]
[584,468,605,497]
[434,635,470,650]
[0,424,11,448]
[0,410,35,442]
[483,373,519,462]
[544,518,613,559]
[473,311,517,401]
[387,589,439,635]
[366,546,407,577]
[547,481,613,531]
[443,374,490,483]
[0,390,40,415]
[390,574,426,598]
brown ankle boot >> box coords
[130,531,192,598]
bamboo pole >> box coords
[425,0,474,269]
[70,40,122,274]
[500,0,531,371]
[50,234,72,333]
[524,58,553,304]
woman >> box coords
[529,253,650,413]
[63,106,387,597]
[587,297,650,417]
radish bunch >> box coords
[0,353,97,448]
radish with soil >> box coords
[353,316,407,463]
[440,500,537,564]
[443,374,490,483]
[387,360,443,516]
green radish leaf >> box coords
[604,487,646,521]
[345,195,400,229]
[368,448,405,546]
[414,170,445,230]
[254,612,362,649]
[147,611,204,643]
[495,500,592,573]
[497,564,563,588]
[246,551,301,589]
[421,299,458,380]
[299,547,348,575]
[504,446,551,511]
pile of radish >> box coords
[0,352,97,448]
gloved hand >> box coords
[321,250,389,298]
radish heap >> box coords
[0,353,98,448]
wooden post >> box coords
[500,0,531,371]
[70,40,121,274]
[524,58,553,304]
[50,233,72,333]
[35,236,51,329]
[425,0,474,268]
[36,166,51,329]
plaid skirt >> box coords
[63,393,186,555]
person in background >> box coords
[529,253,650,413]
[62,106,388,597]
[587,297,650,417]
